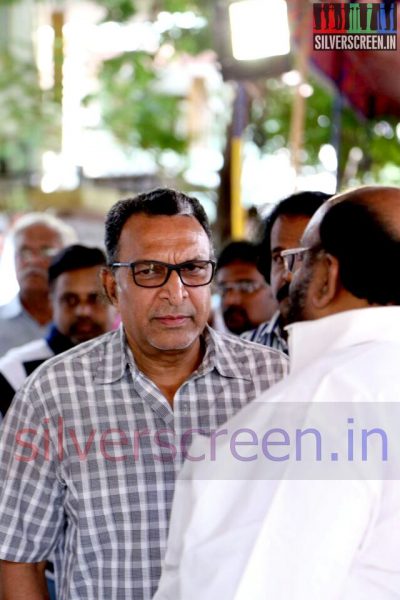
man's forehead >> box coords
[55,266,102,289]
[120,213,210,253]
[216,261,260,280]
[16,224,60,244]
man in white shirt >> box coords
[155,185,400,600]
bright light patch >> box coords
[36,25,55,89]
[229,0,290,60]
[318,144,337,172]
[281,70,301,86]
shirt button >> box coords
[181,402,190,414]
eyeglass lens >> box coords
[132,260,214,287]
[217,281,263,295]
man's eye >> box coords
[61,295,79,308]
[182,263,204,274]
[135,264,163,277]
[272,254,284,266]
[88,293,101,306]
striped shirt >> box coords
[241,311,289,354]
[0,325,288,600]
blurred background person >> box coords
[0,213,77,356]
[214,240,277,335]
[243,191,331,353]
[0,244,116,418]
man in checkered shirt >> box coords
[0,188,288,600]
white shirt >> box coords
[155,307,400,600]
[0,295,49,356]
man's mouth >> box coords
[154,315,191,326]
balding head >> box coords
[286,186,400,323]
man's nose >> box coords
[281,269,293,285]
[74,301,93,317]
[161,270,189,304]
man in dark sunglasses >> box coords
[0,188,288,600]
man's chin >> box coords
[225,321,249,335]
[223,309,251,335]
[69,327,104,345]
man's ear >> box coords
[101,267,119,307]
[313,253,340,309]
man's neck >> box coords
[20,291,53,326]
[130,338,204,406]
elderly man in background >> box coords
[155,185,400,600]
[0,188,287,600]
[214,240,277,335]
[0,213,77,355]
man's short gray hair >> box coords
[11,212,77,247]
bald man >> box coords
[155,186,400,600]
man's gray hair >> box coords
[11,212,77,247]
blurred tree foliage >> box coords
[82,0,215,164]
[0,49,60,175]
[247,75,400,187]
[0,0,399,187]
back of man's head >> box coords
[104,188,213,264]
[319,188,400,305]
[286,186,400,325]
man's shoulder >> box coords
[0,296,21,320]
[0,339,52,401]
[210,328,288,369]
[36,330,120,376]
[0,338,50,366]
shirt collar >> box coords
[95,324,252,385]
[199,326,253,380]
[287,306,400,375]
[94,325,130,384]
[265,310,282,334]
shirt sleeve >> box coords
[0,379,65,563]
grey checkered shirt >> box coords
[0,325,288,599]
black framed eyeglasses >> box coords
[280,247,310,273]
[111,259,216,288]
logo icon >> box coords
[313,2,397,50]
